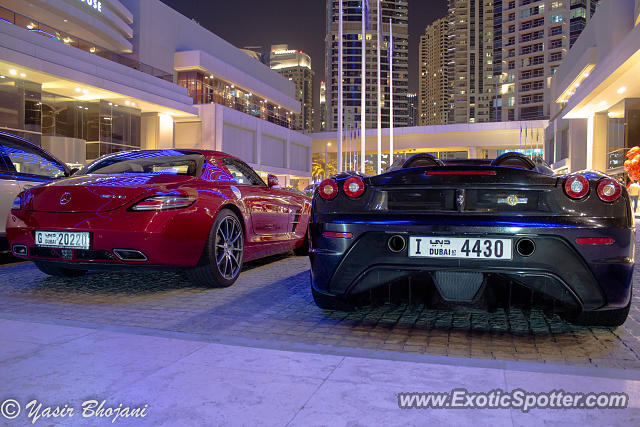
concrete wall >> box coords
[41,136,86,164]
[174,103,312,178]
[141,113,174,150]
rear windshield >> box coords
[82,151,204,176]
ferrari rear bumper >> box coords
[309,216,634,312]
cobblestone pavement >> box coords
[1,244,639,371]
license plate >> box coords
[408,237,512,260]
[35,231,90,250]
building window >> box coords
[570,8,586,19]
[549,52,563,62]
[550,39,563,49]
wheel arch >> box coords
[219,202,247,240]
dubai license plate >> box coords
[408,237,512,260]
[35,231,90,250]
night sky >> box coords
[160,0,448,114]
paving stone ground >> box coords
[1,233,639,371]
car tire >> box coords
[34,261,87,278]
[570,298,631,327]
[293,229,309,256]
[311,286,354,311]
[186,209,244,288]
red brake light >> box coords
[564,175,589,199]
[318,179,338,200]
[323,231,354,239]
[426,171,497,176]
[576,237,615,245]
[343,176,365,198]
[596,178,621,202]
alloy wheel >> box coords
[214,215,243,280]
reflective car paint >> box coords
[7,150,311,268]
[309,159,634,319]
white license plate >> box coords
[35,231,90,250]
[409,237,512,260]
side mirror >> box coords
[267,174,279,188]
[69,168,80,176]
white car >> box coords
[0,132,70,252]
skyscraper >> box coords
[499,0,600,121]
[324,0,409,131]
[449,0,496,124]
[419,16,452,126]
[269,44,314,132]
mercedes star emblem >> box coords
[59,192,72,205]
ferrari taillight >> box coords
[564,175,589,199]
[131,195,196,211]
[596,178,621,202]
[318,179,338,200]
[576,237,615,245]
[343,176,365,198]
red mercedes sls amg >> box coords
[6,149,311,287]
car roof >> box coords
[0,130,70,172]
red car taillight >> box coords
[318,179,338,200]
[564,175,589,199]
[343,176,365,198]
[130,195,196,211]
[323,231,354,239]
[576,237,615,245]
[596,178,621,202]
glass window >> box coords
[570,8,586,19]
[0,137,65,178]
[0,79,21,130]
[222,158,264,186]
[84,151,204,175]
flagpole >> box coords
[389,17,394,170]
[350,125,354,170]
[519,123,522,151]
[361,0,367,174]
[348,124,352,171]
[356,127,359,171]
[337,0,344,173]
[376,0,382,175]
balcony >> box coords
[0,6,173,82]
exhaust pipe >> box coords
[388,235,406,253]
[516,238,536,257]
[12,245,27,256]
[113,249,148,262]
